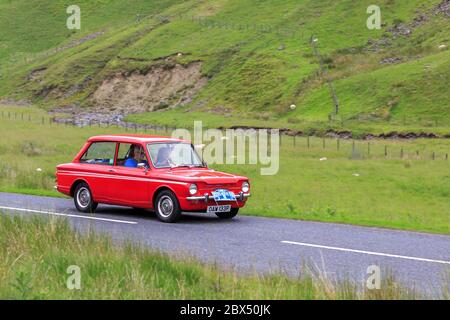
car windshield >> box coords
[147,142,204,168]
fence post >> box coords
[367,142,370,156]
[384,145,387,157]
[432,152,435,160]
[322,138,325,149]
[337,138,340,151]
[352,140,355,153]
[307,136,310,149]
[400,147,403,158]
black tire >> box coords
[154,190,181,223]
[215,208,239,219]
[74,182,98,213]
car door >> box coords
[78,141,118,202]
[106,143,151,207]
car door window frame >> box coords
[79,141,118,166]
[115,142,151,170]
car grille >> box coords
[202,184,239,192]
[206,184,234,188]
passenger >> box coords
[155,147,171,167]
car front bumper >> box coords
[186,192,251,202]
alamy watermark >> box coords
[66,265,81,290]
[367,5,382,30]
[136,12,306,40]
[67,5,81,30]
[172,121,279,176]
[366,265,381,290]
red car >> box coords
[56,134,250,222]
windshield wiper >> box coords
[170,164,194,169]
[170,164,205,169]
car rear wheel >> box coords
[74,182,98,213]
[154,190,181,223]
[215,208,239,219]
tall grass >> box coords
[1,214,442,300]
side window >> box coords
[116,143,149,168]
[80,142,116,166]
[117,143,133,162]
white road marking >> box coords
[0,206,138,225]
[282,240,450,265]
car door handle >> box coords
[108,169,116,173]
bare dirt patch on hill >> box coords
[91,61,207,114]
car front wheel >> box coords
[154,190,181,223]
[215,208,239,219]
[74,182,98,213]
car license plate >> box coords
[211,189,236,201]
[207,205,231,213]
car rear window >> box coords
[80,142,116,165]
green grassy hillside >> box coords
[0,0,449,133]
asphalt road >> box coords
[0,192,449,296]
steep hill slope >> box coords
[0,0,448,134]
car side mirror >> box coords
[137,163,146,169]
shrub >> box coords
[20,141,42,157]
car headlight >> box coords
[189,184,198,195]
[242,181,249,193]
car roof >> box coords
[87,134,191,144]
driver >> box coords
[124,144,146,168]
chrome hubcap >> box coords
[77,187,91,208]
[158,196,173,218]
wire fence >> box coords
[279,135,449,161]
[1,110,449,161]
[331,114,450,129]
